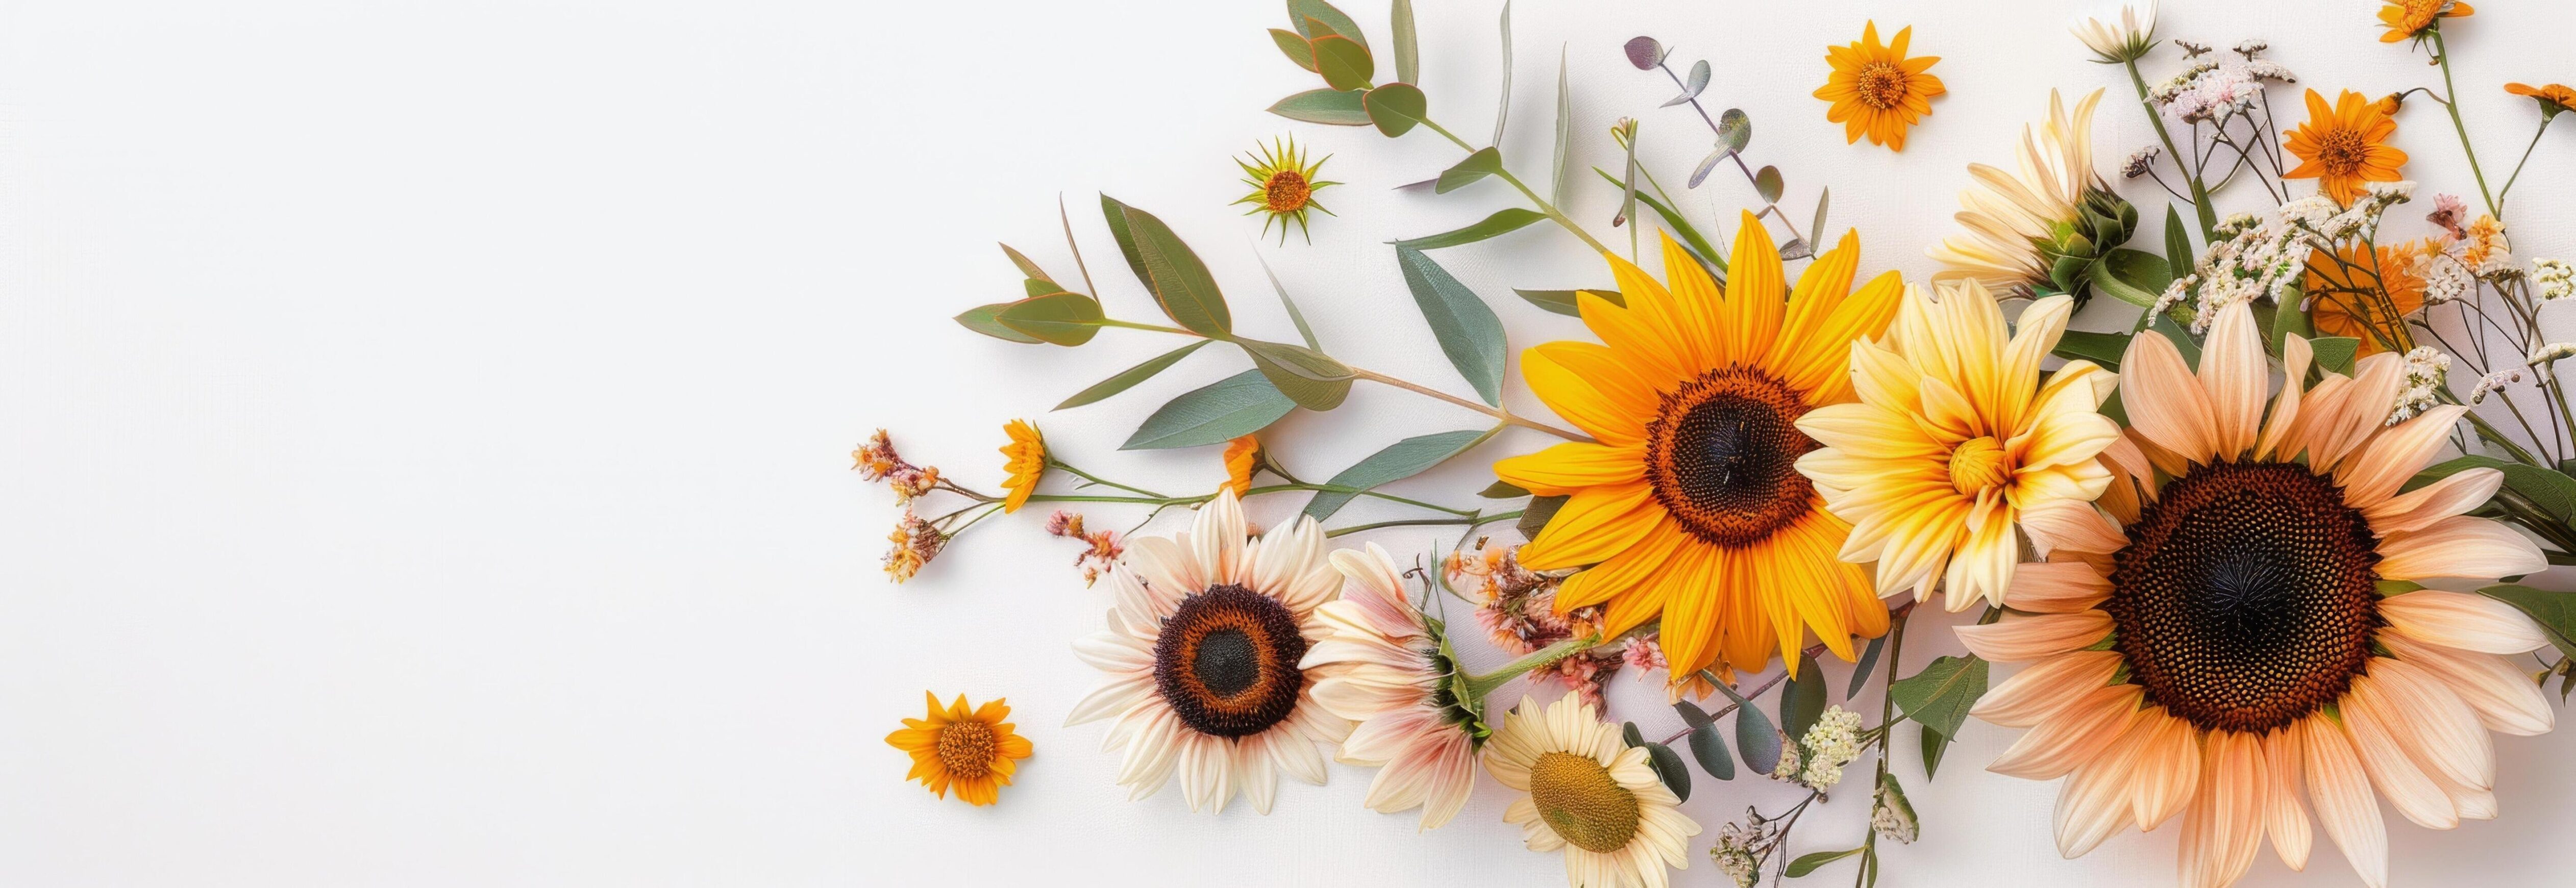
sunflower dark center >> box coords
[1644,366,1816,546]
[2104,461,2382,733]
[1152,583,1309,739]
[2318,128,2369,176]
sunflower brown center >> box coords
[1948,436,2012,495]
[935,720,997,780]
[2104,461,2382,733]
[2318,128,2370,177]
[1264,170,1312,214]
[1644,366,1817,546]
[1528,751,1641,854]
[1857,61,1909,110]
[1153,583,1309,738]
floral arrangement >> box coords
[867,2,2575,886]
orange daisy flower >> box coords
[1815,21,1945,152]
[998,419,1045,513]
[1221,435,1259,496]
[2284,89,2408,205]
[886,692,1034,805]
[2303,241,2428,356]
[2378,0,2473,43]
[2507,82,2576,117]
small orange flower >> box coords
[1221,435,1259,496]
[1814,21,1945,152]
[885,692,1032,805]
[998,419,1045,513]
[2284,89,2408,205]
[2374,92,2404,116]
[2378,0,2473,43]
[2508,82,2576,117]
[2303,241,2428,355]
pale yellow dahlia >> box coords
[1300,542,1480,829]
[1962,300,2552,888]
[1797,284,2120,611]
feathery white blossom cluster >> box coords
[2146,56,2296,124]
[2471,368,2526,404]
[1871,777,1919,844]
[1770,706,1865,791]
[2390,347,2450,425]
[2160,184,2415,332]
[2532,259,2575,301]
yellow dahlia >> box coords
[2379,0,2472,43]
[1815,21,1945,151]
[1796,284,2120,612]
[1485,693,1700,888]
[1493,218,1904,684]
[999,419,1046,513]
[885,691,1034,806]
[1962,300,2550,888]
[2285,89,2408,206]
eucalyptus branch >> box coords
[2127,58,2215,237]
[1416,117,1612,254]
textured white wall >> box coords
[3,0,2569,885]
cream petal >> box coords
[2375,517,2549,583]
[1064,673,1152,726]
[2119,327,2218,463]
[2302,717,2388,888]
[2365,658,2495,791]
[1191,488,1251,586]
[1955,611,2114,663]
[1237,732,1280,815]
[2255,334,2313,461]
[2197,301,2267,458]
[2337,405,2470,507]
[2126,711,2200,832]
[2366,468,2505,536]
[2018,498,2128,556]
[2001,560,2113,613]
[2379,630,2555,735]
[2310,353,2405,472]
[1974,650,2124,728]
[2338,675,2458,829]
[2054,710,2160,857]
[1987,682,2145,778]
[2261,726,2313,871]
[2178,730,2265,888]
[2379,589,2552,654]
[1124,536,1201,601]
[1072,629,1154,673]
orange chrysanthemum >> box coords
[2378,0,2472,43]
[999,419,1045,513]
[2284,89,2408,205]
[1815,21,1945,152]
[1493,215,1904,686]
[2303,241,2428,356]
[1222,435,1259,497]
[886,692,1034,806]
[2507,82,2576,116]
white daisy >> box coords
[1300,542,1481,829]
[1063,488,1351,813]
[1485,694,1701,888]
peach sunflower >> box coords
[1962,300,2552,888]
[2284,89,2408,205]
[1815,21,1946,152]
[1493,217,1904,685]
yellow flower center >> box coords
[1856,61,1909,111]
[1528,751,1641,854]
[935,720,997,780]
[1264,170,1313,214]
[1946,436,2012,495]
[2317,127,2370,177]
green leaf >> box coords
[1121,369,1296,450]
[1253,250,1320,350]
[996,292,1105,346]
[2310,336,2359,375]
[2271,281,2314,358]
[1389,0,1418,85]
[1812,187,1832,244]
[2051,329,2130,370]
[1055,341,1211,410]
[1021,278,1059,298]
[1268,88,1372,125]
[1781,654,1827,741]
[2092,247,2175,308]
[1753,165,1782,205]
[1479,480,1529,498]
[2163,204,2194,284]
[1549,43,1571,208]
[1716,679,1784,774]
[1662,59,1710,107]
[1492,0,1514,146]
[1921,723,1953,778]
[1517,494,1566,540]
[1621,721,1645,748]
[954,301,1044,344]
[1643,741,1691,801]
[1241,339,1355,412]
[1312,35,1374,92]
[1594,168,1724,277]
[1688,725,1735,780]
[1717,108,1751,156]
[1614,121,1640,227]
[1513,288,1623,317]
[1000,243,1051,282]
[1363,83,1427,138]
[1847,633,1886,699]
[1288,0,1367,50]
[2151,315,2201,368]
[1673,700,1714,729]
[1889,655,1989,738]
[1392,207,1546,250]
[1396,246,1508,405]
[1787,848,1864,878]
[1268,29,1318,73]
[1436,146,1506,194]
[1105,200,1232,337]
[1302,428,1490,520]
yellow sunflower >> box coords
[2284,89,2408,205]
[999,419,1045,513]
[1494,215,1905,684]
[2378,0,2472,43]
[886,691,1034,806]
[1815,21,1945,152]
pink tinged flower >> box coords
[1299,543,1482,829]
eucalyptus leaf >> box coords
[1108,201,1233,336]
[1689,725,1735,780]
[1644,742,1691,801]
[1121,369,1298,450]
[1753,165,1783,204]
[1363,83,1427,137]
[1313,35,1374,92]
[1621,721,1645,748]
[1781,653,1827,741]
[1888,655,1989,738]
[1614,122,1640,227]
[2310,336,2359,375]
[1437,147,1506,194]
[1479,480,1529,498]
[1517,495,1566,540]
[1392,208,1546,250]
[2479,585,2576,661]
[1303,428,1491,520]
[1242,339,1356,412]
[954,301,1044,344]
[2052,329,2130,370]
[1688,144,1729,189]
[1847,633,1886,699]
[1778,237,1811,261]
[1662,58,1709,107]
[1716,679,1783,774]
[1022,278,1058,298]
[1254,250,1321,350]
[1000,243,1051,282]
[1492,0,1513,146]
[1549,45,1571,208]
[1622,36,1660,70]
[1716,108,1751,155]
[1673,700,1715,729]
[1812,188,1831,243]
[1268,88,1373,126]
[1396,246,1508,405]
[1289,0,1367,50]
[1787,848,1864,878]
[996,291,1105,346]
[1390,0,1418,85]
[1514,288,1623,317]
[1054,341,1211,410]
[1269,28,1319,73]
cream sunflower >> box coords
[1928,89,2127,300]
[1494,219,1905,684]
[1485,693,1700,888]
[1797,284,2120,612]
[1300,542,1481,829]
[1962,300,2552,888]
[1063,488,1351,813]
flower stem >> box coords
[1348,367,1592,442]
[1464,633,1601,702]
[1326,510,1522,539]
[2498,116,2554,208]
[2127,58,2215,238]
[1417,117,1613,255]
[1048,459,1165,498]
[2431,28,2499,216]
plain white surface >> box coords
[5,0,2572,885]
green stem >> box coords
[1098,318,1194,335]
[1463,634,1602,702]
[1348,367,1591,442]
[2431,28,2499,217]
[1327,510,1522,539]
[1419,116,1614,255]
[1048,459,1165,498]
[2128,59,2215,238]
[2498,116,2554,207]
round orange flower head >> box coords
[1961,300,2552,888]
[886,691,1034,806]
[2378,0,2472,43]
[1816,21,1945,152]
[2302,241,2429,356]
[998,419,1046,513]
[2284,89,2408,205]
[1493,215,1905,687]
[2507,82,2576,119]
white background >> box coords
[5,0,2572,885]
